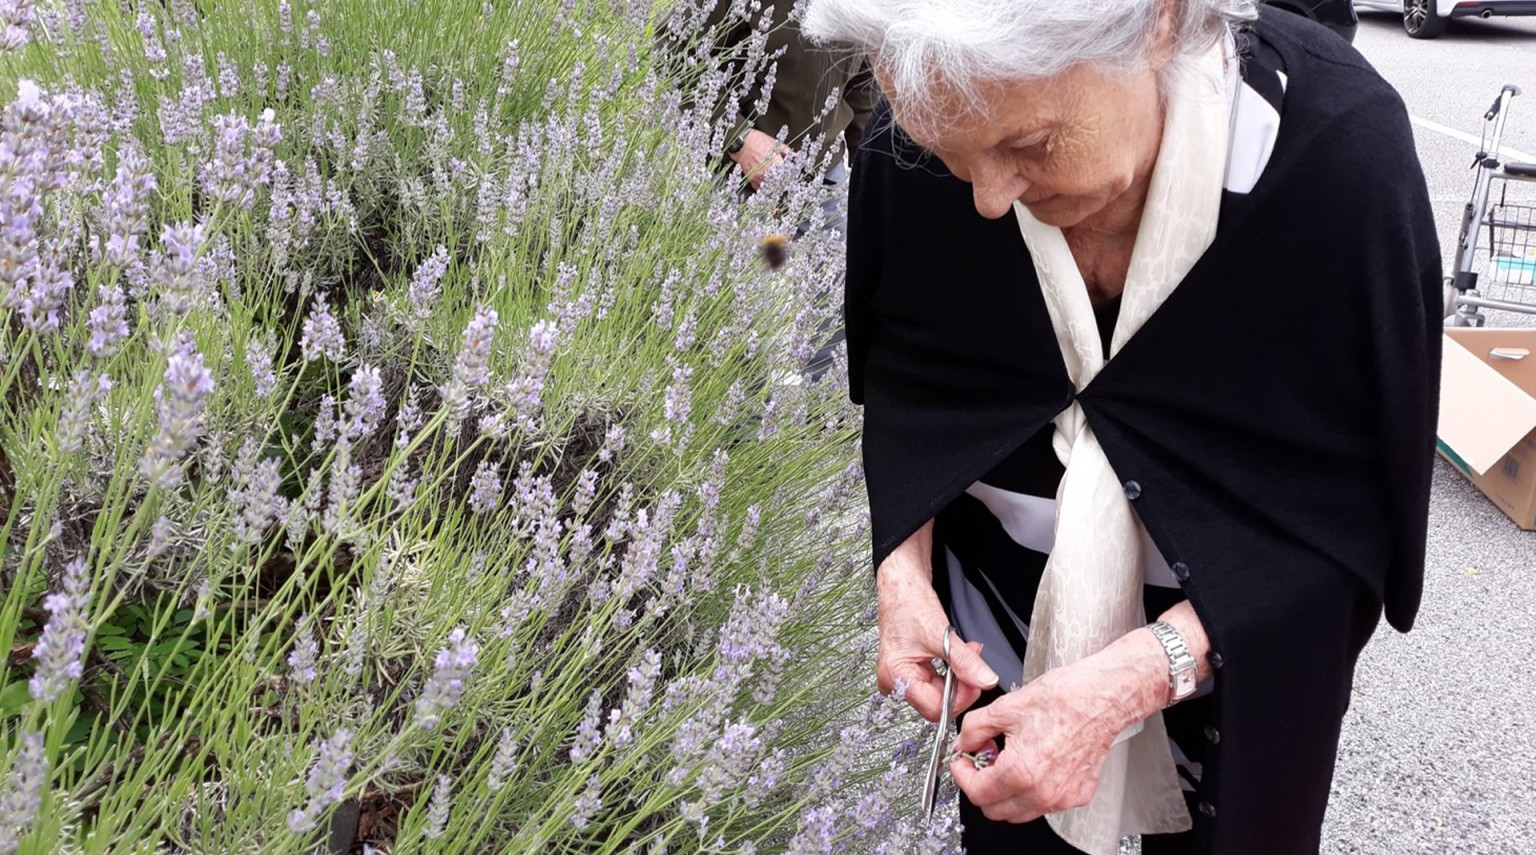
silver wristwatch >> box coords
[1147,621,1198,707]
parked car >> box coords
[1354,0,1536,38]
[1266,0,1360,41]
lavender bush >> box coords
[0,0,955,852]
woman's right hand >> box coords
[875,521,1000,722]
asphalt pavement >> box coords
[1322,11,1536,853]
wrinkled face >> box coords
[878,63,1167,228]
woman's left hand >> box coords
[949,629,1170,822]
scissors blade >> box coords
[922,632,958,819]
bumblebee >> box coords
[759,234,789,272]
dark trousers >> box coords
[955,687,1214,855]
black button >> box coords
[1208,651,1225,669]
[1171,561,1190,582]
[1123,480,1142,500]
[1198,801,1217,818]
[1204,726,1221,744]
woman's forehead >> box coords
[882,70,1067,152]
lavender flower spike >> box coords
[300,293,346,363]
[1,0,35,51]
[415,627,479,730]
[100,143,157,268]
[424,774,451,840]
[287,614,318,685]
[87,284,130,358]
[407,245,450,322]
[467,460,502,515]
[286,727,353,834]
[441,306,498,423]
[56,370,112,454]
[140,342,215,489]
[487,729,518,793]
[341,364,385,440]
[0,732,46,854]
[29,557,92,702]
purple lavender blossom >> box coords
[231,451,286,545]
[200,109,280,209]
[0,731,46,852]
[467,460,502,515]
[0,78,48,309]
[571,469,598,518]
[486,728,518,793]
[341,364,385,440]
[146,514,172,559]
[339,617,368,681]
[321,437,360,535]
[570,775,602,831]
[153,222,206,316]
[312,394,338,453]
[87,284,130,358]
[28,557,91,702]
[597,424,625,464]
[415,627,478,730]
[424,774,451,840]
[286,727,353,834]
[407,245,450,322]
[9,251,72,333]
[300,294,345,362]
[140,342,215,489]
[786,805,838,855]
[605,650,660,749]
[56,370,111,454]
[744,748,787,808]
[245,333,278,397]
[386,465,418,512]
[662,363,692,424]
[570,689,604,765]
[287,614,318,685]
[441,305,497,424]
[1,0,34,50]
[100,144,156,267]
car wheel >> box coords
[1403,0,1448,37]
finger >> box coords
[975,792,1048,825]
[950,757,1017,809]
[891,664,946,721]
[956,703,1006,753]
[950,682,983,717]
[947,636,1000,691]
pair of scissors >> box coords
[921,625,958,819]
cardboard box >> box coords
[1437,327,1536,530]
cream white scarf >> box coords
[1012,39,1234,855]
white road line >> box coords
[1410,113,1536,163]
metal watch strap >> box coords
[1147,620,1198,708]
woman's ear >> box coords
[1147,0,1179,72]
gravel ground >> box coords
[1322,460,1536,851]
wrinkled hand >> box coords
[875,524,999,722]
[949,637,1166,823]
[729,128,791,190]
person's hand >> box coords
[949,630,1169,822]
[875,522,999,722]
[729,128,791,190]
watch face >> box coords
[1174,669,1198,698]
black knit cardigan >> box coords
[844,10,1442,853]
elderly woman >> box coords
[801,1,1441,853]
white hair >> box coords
[801,0,1259,126]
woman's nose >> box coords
[969,163,1029,220]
